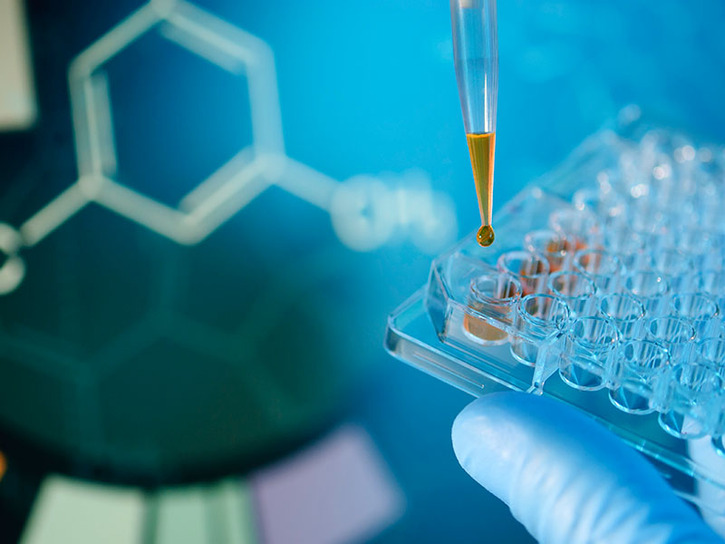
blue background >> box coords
[176,1,725,541]
[1,0,724,541]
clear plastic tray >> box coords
[385,127,725,513]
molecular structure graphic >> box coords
[0,0,457,295]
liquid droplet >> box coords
[477,225,495,247]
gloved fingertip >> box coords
[451,392,723,544]
[451,392,515,491]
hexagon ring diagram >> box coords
[66,0,285,245]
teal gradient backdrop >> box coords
[0,1,723,542]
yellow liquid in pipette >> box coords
[466,132,496,247]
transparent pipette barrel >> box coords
[451,0,498,135]
[451,0,498,236]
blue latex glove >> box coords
[452,392,723,543]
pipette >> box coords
[450,0,498,247]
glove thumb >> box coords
[452,392,722,544]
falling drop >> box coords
[477,224,495,247]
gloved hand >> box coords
[452,391,723,544]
